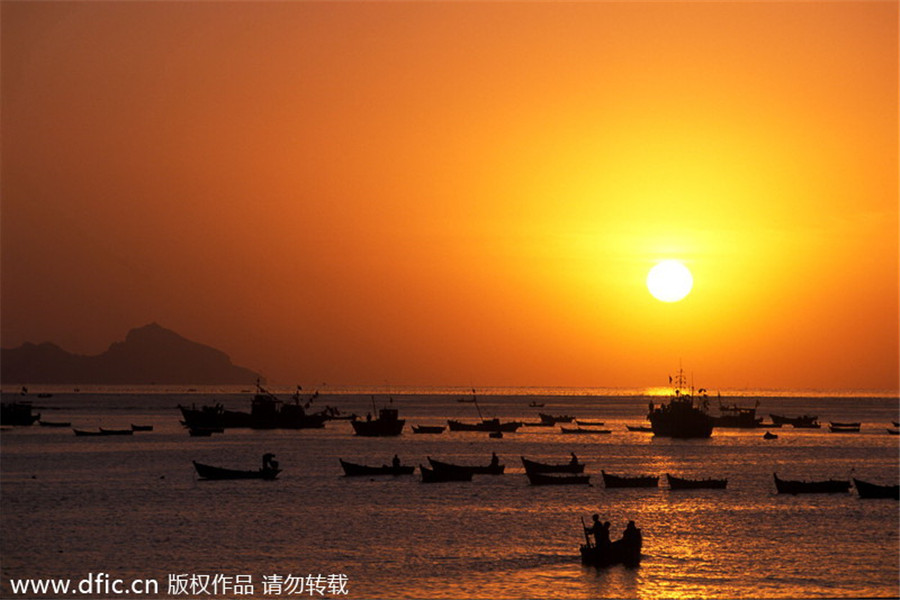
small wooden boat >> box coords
[412,425,445,434]
[131,424,154,432]
[521,456,585,474]
[420,464,472,483]
[99,428,134,436]
[853,478,899,500]
[339,459,414,477]
[447,418,522,432]
[575,420,605,427]
[427,456,504,475]
[829,424,860,433]
[73,429,104,437]
[526,471,590,486]
[193,454,280,480]
[830,421,860,428]
[580,524,642,568]
[193,461,280,480]
[625,425,652,432]
[888,428,899,435]
[601,470,658,488]
[39,420,72,428]
[763,431,778,440]
[773,473,850,495]
[560,426,611,434]
[666,473,727,490]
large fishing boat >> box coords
[178,383,331,430]
[712,399,763,428]
[647,369,714,438]
[351,398,405,437]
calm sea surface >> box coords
[2,388,898,599]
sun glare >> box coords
[647,260,693,303]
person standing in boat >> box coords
[490,452,499,467]
[392,454,401,469]
[585,515,611,549]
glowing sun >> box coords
[646,260,693,302]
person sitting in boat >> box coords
[570,452,579,465]
[490,452,499,467]
[585,515,611,549]
[622,520,641,545]
[392,454,401,469]
[262,453,278,471]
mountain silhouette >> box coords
[1,323,262,385]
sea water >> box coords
[1,388,898,599]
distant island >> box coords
[0,323,263,385]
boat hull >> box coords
[580,536,642,568]
[521,457,585,474]
[427,457,504,475]
[853,478,899,500]
[601,470,659,488]
[339,459,414,476]
[351,419,405,437]
[446,419,521,432]
[193,461,280,481]
[773,473,849,495]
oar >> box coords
[580,516,592,548]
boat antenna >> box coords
[471,388,485,421]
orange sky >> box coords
[2,1,897,391]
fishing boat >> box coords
[178,383,332,430]
[526,471,591,486]
[770,413,820,428]
[99,428,134,436]
[1,401,40,426]
[852,478,899,500]
[39,420,72,428]
[575,420,605,427]
[131,424,154,432]
[193,454,280,480]
[580,522,642,568]
[351,399,405,437]
[773,473,850,495]
[625,425,652,432]
[712,400,763,428]
[339,458,414,476]
[830,421,861,428]
[521,455,585,474]
[411,425,445,434]
[560,426,611,434]
[601,470,659,488]
[447,418,522,432]
[647,369,713,438]
[427,456,504,475]
[73,429,104,437]
[539,413,575,425]
[763,431,778,440]
[420,464,472,483]
[448,390,522,432]
[666,473,727,490]
[829,423,860,433]
[888,429,899,435]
